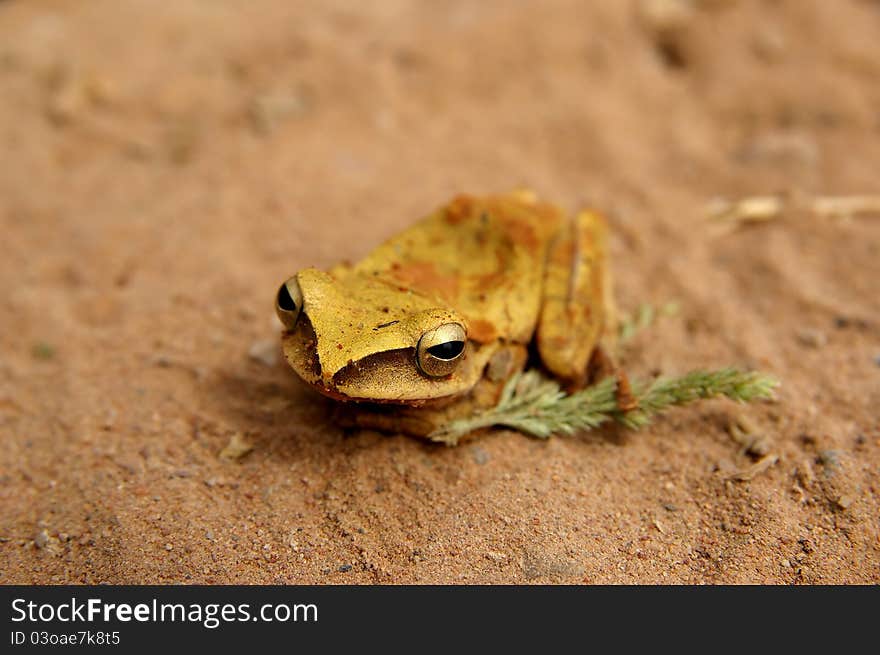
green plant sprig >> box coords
[428,367,779,446]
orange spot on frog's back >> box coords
[444,195,474,224]
[387,261,460,301]
[483,196,547,253]
[502,217,539,252]
[474,270,507,290]
[468,319,498,343]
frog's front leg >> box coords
[333,403,452,438]
[536,208,618,388]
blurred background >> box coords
[1,0,878,583]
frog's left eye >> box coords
[275,277,304,329]
[417,323,466,377]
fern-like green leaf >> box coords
[428,368,779,445]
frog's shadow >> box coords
[207,348,688,458]
[207,359,342,455]
[208,358,637,461]
[207,359,446,458]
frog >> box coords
[275,190,618,441]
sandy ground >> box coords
[1,0,879,584]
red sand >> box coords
[1,0,878,583]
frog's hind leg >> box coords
[536,208,617,389]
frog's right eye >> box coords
[275,277,304,329]
[416,322,467,377]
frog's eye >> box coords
[275,277,304,329]
[416,323,466,377]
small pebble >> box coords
[728,414,774,458]
[638,0,692,33]
[219,433,254,461]
[165,119,199,165]
[151,354,173,368]
[713,458,737,475]
[339,564,352,573]
[47,80,86,126]
[31,342,56,360]
[796,328,827,348]
[249,339,279,367]
[739,131,819,168]
[471,446,490,465]
[796,459,816,488]
[249,87,311,135]
[817,450,840,469]
[34,530,49,549]
[752,25,786,62]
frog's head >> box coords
[275,268,491,404]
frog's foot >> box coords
[334,403,447,439]
[613,369,638,413]
[558,342,614,393]
[585,344,616,386]
[332,381,500,441]
[586,344,637,412]
[333,401,484,441]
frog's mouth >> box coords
[280,314,491,405]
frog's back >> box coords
[351,192,563,344]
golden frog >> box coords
[276,190,618,439]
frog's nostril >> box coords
[277,284,297,312]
